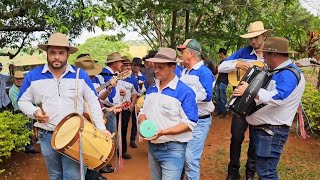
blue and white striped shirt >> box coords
[246,60,305,126]
[18,64,106,130]
[139,76,198,143]
[180,61,215,116]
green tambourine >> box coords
[140,120,158,138]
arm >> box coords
[197,71,214,102]
[17,74,38,118]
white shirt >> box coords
[139,76,198,144]
[18,64,106,131]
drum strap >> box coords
[74,68,80,113]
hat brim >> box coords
[106,58,127,64]
[260,49,297,54]
[240,29,272,39]
[177,45,187,51]
[38,44,78,54]
[85,64,103,76]
[146,58,180,63]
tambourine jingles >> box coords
[140,119,158,138]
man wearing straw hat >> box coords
[177,39,215,180]
[9,71,40,154]
[232,37,305,180]
[218,21,272,180]
[18,32,111,179]
[98,52,127,135]
[138,47,198,180]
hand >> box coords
[100,129,112,136]
[113,106,122,114]
[232,81,249,96]
[120,89,126,96]
[109,79,117,87]
[236,61,251,70]
[129,104,135,112]
[144,130,163,141]
[35,110,49,123]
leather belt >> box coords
[198,114,210,119]
[38,128,54,134]
[256,124,289,129]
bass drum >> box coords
[51,113,115,170]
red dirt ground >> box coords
[1,114,320,180]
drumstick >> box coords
[36,102,46,115]
[111,133,116,138]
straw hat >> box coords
[121,56,134,64]
[261,37,296,54]
[75,56,102,76]
[106,52,127,64]
[38,33,78,54]
[240,21,272,39]
[13,71,24,78]
[146,48,182,63]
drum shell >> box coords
[51,113,115,170]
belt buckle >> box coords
[257,126,274,136]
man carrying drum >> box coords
[18,32,111,180]
[138,47,198,180]
[218,21,272,180]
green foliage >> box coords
[0,111,32,163]
[69,35,131,66]
[301,82,320,130]
[0,0,117,59]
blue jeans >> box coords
[252,126,289,180]
[185,116,212,180]
[38,131,85,180]
[216,82,227,114]
[148,142,187,180]
[106,113,116,133]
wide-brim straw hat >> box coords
[38,33,78,54]
[146,48,183,63]
[260,37,297,54]
[75,56,102,76]
[240,21,272,39]
[122,56,134,64]
[106,52,127,64]
[13,71,24,78]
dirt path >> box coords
[1,114,320,180]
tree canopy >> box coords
[0,0,111,59]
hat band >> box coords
[154,54,176,61]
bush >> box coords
[301,82,320,130]
[0,111,32,164]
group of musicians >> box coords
[15,20,305,180]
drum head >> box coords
[140,120,157,138]
[136,95,145,109]
[54,115,82,149]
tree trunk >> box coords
[170,10,177,48]
[185,3,190,39]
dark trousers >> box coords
[130,109,137,143]
[228,114,256,176]
[117,109,131,154]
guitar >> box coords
[228,60,265,86]
[96,70,132,93]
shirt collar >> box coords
[42,63,75,74]
[275,59,293,70]
[105,66,119,74]
[190,60,204,70]
[250,47,264,61]
[155,75,179,91]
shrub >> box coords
[301,82,320,130]
[0,111,32,164]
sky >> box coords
[73,1,320,45]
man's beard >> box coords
[47,58,67,70]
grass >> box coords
[201,140,320,180]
